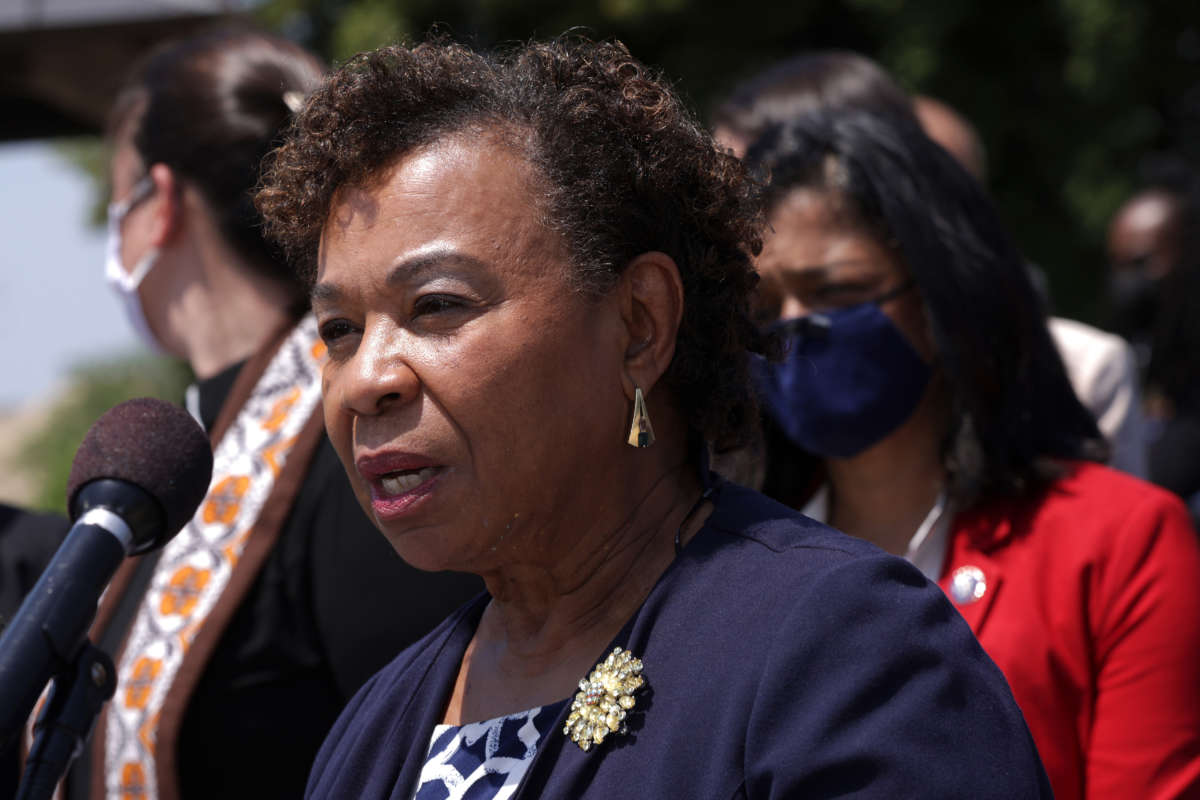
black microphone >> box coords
[0,397,212,750]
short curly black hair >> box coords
[257,35,767,451]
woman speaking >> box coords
[257,37,1051,798]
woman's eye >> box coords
[412,294,464,317]
[318,319,356,344]
[811,283,870,306]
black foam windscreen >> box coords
[66,397,213,540]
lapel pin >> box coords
[950,565,988,605]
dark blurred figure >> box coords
[1109,189,1184,283]
[913,95,987,182]
[1143,181,1200,520]
[1104,188,1190,383]
[0,505,68,634]
[1,504,68,793]
[1107,186,1187,369]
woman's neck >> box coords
[825,385,947,555]
[444,454,709,724]
[168,233,298,379]
[488,474,700,649]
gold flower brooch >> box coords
[563,647,645,751]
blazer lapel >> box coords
[387,597,488,800]
[938,512,1010,637]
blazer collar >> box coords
[939,502,1021,636]
[388,596,489,798]
[953,500,1017,553]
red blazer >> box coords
[939,462,1200,800]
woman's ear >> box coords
[145,162,183,247]
[619,251,684,396]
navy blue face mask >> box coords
[751,282,931,459]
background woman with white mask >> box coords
[104,175,164,351]
[105,70,305,377]
[88,27,481,800]
[740,104,1200,800]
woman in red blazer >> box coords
[730,63,1200,799]
[947,461,1198,799]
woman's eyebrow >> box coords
[788,258,874,273]
[776,259,879,282]
[310,281,342,306]
[310,250,490,305]
[385,249,488,288]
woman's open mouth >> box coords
[379,466,440,496]
[356,455,447,520]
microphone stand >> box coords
[17,641,115,800]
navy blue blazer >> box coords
[307,482,1051,799]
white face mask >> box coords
[105,175,166,352]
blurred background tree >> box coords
[18,357,192,513]
[256,0,1200,319]
[17,0,1198,509]
[3,135,193,512]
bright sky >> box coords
[0,140,144,410]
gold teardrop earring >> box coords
[626,385,655,448]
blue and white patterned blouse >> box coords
[412,704,563,800]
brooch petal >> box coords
[563,646,645,751]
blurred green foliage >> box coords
[31,0,1197,509]
[253,0,1200,321]
[54,137,110,227]
[19,356,193,513]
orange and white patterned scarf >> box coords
[103,316,325,800]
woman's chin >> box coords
[379,526,475,575]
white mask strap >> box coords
[108,175,156,221]
[124,247,160,289]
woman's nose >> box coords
[336,322,420,417]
